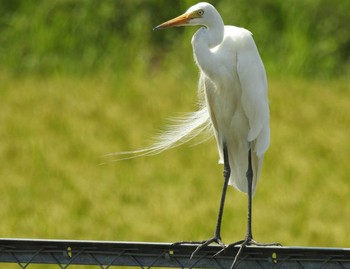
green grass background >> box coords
[0,0,350,268]
[1,74,349,244]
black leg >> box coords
[173,142,230,257]
[188,142,230,257]
[230,149,254,268]
[173,146,280,266]
[214,142,231,239]
[229,149,280,269]
[246,148,254,240]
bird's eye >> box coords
[197,9,204,16]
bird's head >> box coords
[154,2,217,30]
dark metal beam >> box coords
[0,238,350,268]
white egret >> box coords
[115,2,278,267]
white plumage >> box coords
[193,23,269,193]
[115,2,269,195]
[114,3,276,265]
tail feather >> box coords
[105,106,212,161]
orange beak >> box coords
[153,13,191,30]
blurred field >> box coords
[1,72,349,250]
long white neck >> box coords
[191,17,224,79]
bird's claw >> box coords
[172,237,226,259]
[226,238,281,269]
[190,237,225,259]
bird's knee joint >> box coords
[223,167,231,179]
[246,170,253,180]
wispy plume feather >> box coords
[104,106,212,162]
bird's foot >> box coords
[172,237,225,259]
[216,237,281,269]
